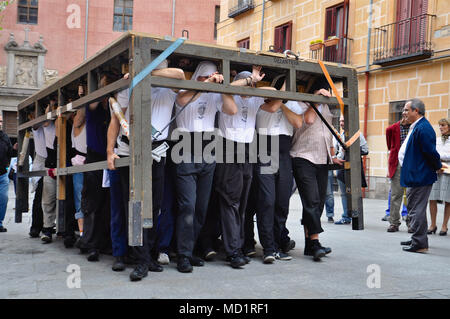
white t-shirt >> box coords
[32,126,47,158]
[151,87,177,141]
[256,100,308,136]
[218,96,263,143]
[71,124,87,154]
[114,89,131,156]
[43,121,56,150]
[175,93,223,132]
[398,116,422,166]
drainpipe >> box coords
[260,0,266,51]
[172,0,176,37]
[84,0,89,60]
[363,0,373,197]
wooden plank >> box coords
[149,77,350,105]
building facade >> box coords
[217,0,450,198]
[0,0,220,138]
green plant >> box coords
[310,39,323,45]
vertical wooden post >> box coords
[15,109,29,223]
[344,69,364,230]
[56,89,67,233]
[128,35,153,246]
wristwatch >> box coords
[331,155,337,159]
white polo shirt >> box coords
[175,92,223,132]
[32,126,47,158]
[43,121,56,150]
[151,87,177,141]
[113,89,130,156]
[218,96,264,143]
[256,100,309,136]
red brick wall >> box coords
[0,0,220,75]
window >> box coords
[237,38,250,49]
[324,2,349,63]
[17,0,38,24]
[273,21,292,53]
[214,6,220,40]
[113,0,133,32]
[389,100,407,125]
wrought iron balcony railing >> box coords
[228,0,255,18]
[373,14,435,66]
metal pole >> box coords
[260,0,265,51]
[366,0,373,71]
[84,0,89,60]
[172,0,176,37]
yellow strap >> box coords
[318,60,345,115]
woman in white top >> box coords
[428,118,450,236]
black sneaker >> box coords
[204,249,217,261]
[304,241,331,256]
[281,240,296,254]
[229,254,246,268]
[87,250,99,262]
[29,229,40,238]
[177,255,193,273]
[112,256,126,271]
[263,253,276,264]
[189,256,205,267]
[0,226,6,233]
[41,228,52,244]
[328,217,335,223]
[129,264,148,281]
[148,259,164,272]
[275,251,292,261]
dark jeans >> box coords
[175,161,216,257]
[30,177,43,234]
[80,148,111,253]
[292,157,328,236]
[255,155,293,254]
[215,162,253,257]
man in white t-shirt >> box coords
[172,61,238,273]
[107,60,185,281]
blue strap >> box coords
[129,37,186,99]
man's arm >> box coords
[280,104,303,128]
[151,68,185,80]
[304,89,332,124]
[107,112,121,170]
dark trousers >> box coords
[215,162,253,257]
[243,172,258,252]
[407,185,432,249]
[157,154,176,254]
[30,177,43,234]
[112,158,165,264]
[62,174,77,239]
[292,157,328,236]
[80,148,111,253]
[255,150,293,254]
[109,169,127,257]
[175,161,216,257]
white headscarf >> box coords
[191,61,217,81]
[234,71,251,82]
[151,53,168,70]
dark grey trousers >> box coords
[406,185,432,248]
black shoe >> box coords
[328,217,334,223]
[281,240,296,254]
[87,250,99,262]
[400,240,412,246]
[29,229,40,238]
[177,256,193,273]
[310,240,326,261]
[275,251,292,261]
[241,255,251,264]
[148,259,164,272]
[439,229,448,236]
[243,248,256,257]
[305,241,331,256]
[129,264,148,281]
[403,245,428,253]
[229,254,246,268]
[0,226,6,233]
[64,236,76,248]
[263,253,276,264]
[189,256,205,267]
[112,256,126,271]
[427,226,437,235]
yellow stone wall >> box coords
[218,0,450,178]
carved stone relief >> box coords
[14,55,38,87]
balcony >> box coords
[372,14,435,66]
[228,0,255,18]
[309,37,353,65]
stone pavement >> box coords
[1,182,449,299]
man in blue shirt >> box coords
[398,99,443,253]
